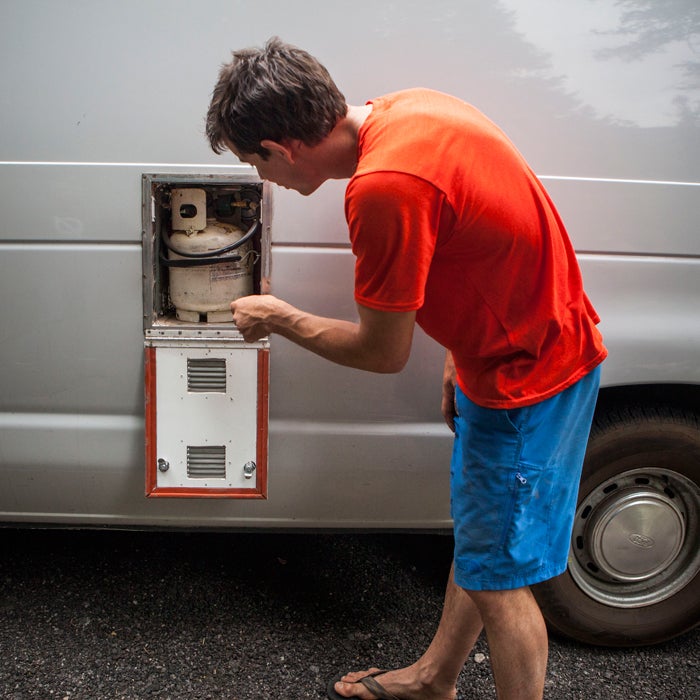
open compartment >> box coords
[141,173,271,498]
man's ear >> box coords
[260,139,296,164]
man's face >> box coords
[227,141,322,196]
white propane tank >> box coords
[168,218,255,322]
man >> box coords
[206,37,606,700]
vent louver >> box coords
[187,358,226,392]
[187,446,226,479]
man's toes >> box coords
[330,669,386,699]
[340,667,383,683]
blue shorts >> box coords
[450,366,601,591]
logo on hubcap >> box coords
[629,533,655,548]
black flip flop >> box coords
[326,670,401,700]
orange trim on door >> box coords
[144,346,158,497]
[256,348,270,499]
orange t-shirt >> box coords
[346,88,607,408]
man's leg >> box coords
[333,563,483,700]
[332,578,547,700]
[333,368,601,699]
[468,586,548,700]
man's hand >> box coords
[441,350,458,432]
[230,294,288,343]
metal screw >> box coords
[157,458,170,473]
[243,461,256,479]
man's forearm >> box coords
[231,294,415,374]
[271,307,399,372]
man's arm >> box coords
[231,294,415,374]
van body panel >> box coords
[1,0,697,530]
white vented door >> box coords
[145,344,268,498]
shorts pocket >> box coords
[497,462,553,574]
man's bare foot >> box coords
[329,666,457,700]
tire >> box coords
[533,404,700,647]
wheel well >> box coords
[595,384,700,419]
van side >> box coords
[1,0,698,646]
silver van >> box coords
[1,0,698,647]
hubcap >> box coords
[588,489,684,581]
[570,468,700,608]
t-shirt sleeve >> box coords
[345,171,444,312]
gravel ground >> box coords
[0,529,698,699]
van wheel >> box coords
[533,404,700,646]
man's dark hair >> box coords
[206,37,348,158]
